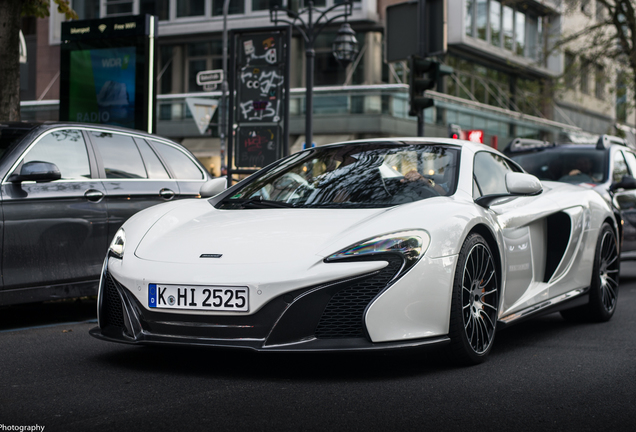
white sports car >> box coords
[90,138,620,365]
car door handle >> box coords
[84,189,104,202]
[160,188,175,200]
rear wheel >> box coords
[448,233,499,365]
[561,222,619,322]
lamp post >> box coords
[270,1,358,149]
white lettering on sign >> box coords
[70,27,90,34]
[102,58,123,68]
[114,22,137,30]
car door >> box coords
[1,128,108,289]
[148,139,208,198]
[472,151,546,315]
[87,130,179,242]
[614,149,636,253]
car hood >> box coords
[134,200,392,265]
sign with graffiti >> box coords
[238,66,284,122]
[239,33,282,67]
[236,126,280,168]
[229,26,290,174]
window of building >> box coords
[595,64,605,99]
[580,60,590,94]
[177,0,205,17]
[72,0,100,20]
[187,40,222,92]
[564,52,576,90]
[515,11,525,56]
[502,5,514,51]
[140,0,169,20]
[476,0,487,41]
[465,0,474,37]
[105,0,133,16]
[490,0,501,47]
[212,0,245,16]
[616,72,627,122]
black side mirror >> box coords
[610,175,636,192]
[7,161,62,183]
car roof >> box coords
[0,121,168,141]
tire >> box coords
[448,233,499,366]
[560,222,619,322]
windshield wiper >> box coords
[221,197,296,209]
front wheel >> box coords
[561,222,619,322]
[448,233,499,366]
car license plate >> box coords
[148,284,249,312]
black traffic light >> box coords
[408,57,453,117]
[409,56,435,117]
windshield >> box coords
[218,143,459,209]
[511,148,607,185]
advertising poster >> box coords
[68,47,137,128]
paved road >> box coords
[1,264,635,432]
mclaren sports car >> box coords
[90,138,620,365]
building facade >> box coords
[19,0,636,175]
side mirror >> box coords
[200,177,227,198]
[506,172,543,195]
[7,161,62,183]
[610,175,636,192]
[475,172,542,208]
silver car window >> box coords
[23,129,90,180]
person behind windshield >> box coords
[559,155,599,183]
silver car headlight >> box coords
[109,228,126,259]
[326,229,430,273]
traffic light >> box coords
[408,57,453,117]
[409,57,436,117]
[448,124,462,139]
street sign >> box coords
[203,83,218,91]
[196,69,224,86]
[185,98,218,135]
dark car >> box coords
[504,135,636,258]
[0,122,213,305]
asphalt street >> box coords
[1,264,635,432]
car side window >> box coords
[135,139,170,179]
[613,151,630,183]
[150,141,203,180]
[90,132,147,179]
[23,129,90,180]
[473,151,513,196]
[623,151,636,177]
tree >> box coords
[0,0,76,122]
[553,1,636,122]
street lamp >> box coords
[270,1,358,149]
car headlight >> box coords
[109,228,126,258]
[325,229,430,273]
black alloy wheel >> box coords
[561,222,619,322]
[448,233,499,365]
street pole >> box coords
[220,0,230,176]
[270,1,355,151]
